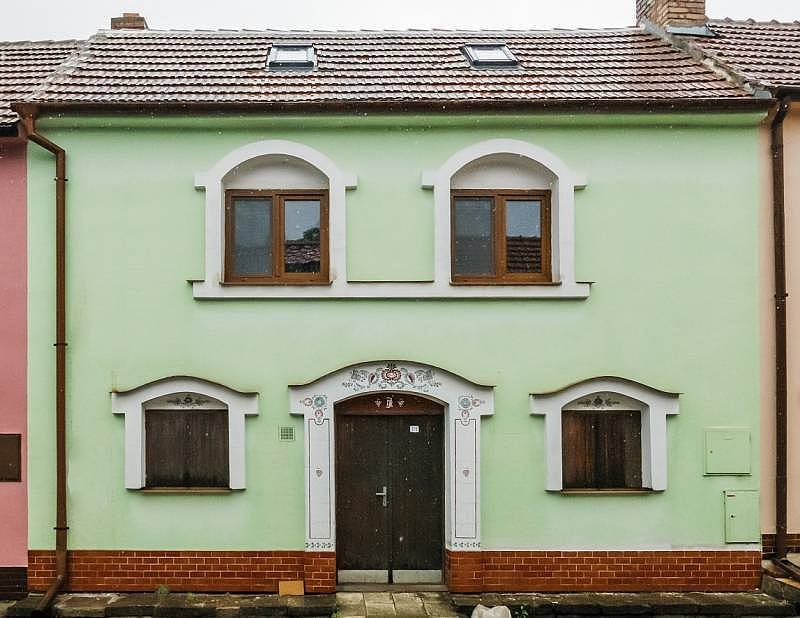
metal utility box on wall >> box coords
[724,490,759,543]
[704,427,751,475]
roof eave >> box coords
[774,86,800,99]
[12,98,773,118]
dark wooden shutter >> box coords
[562,411,642,489]
[145,410,229,488]
[0,434,21,482]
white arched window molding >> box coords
[530,377,679,491]
[421,138,590,299]
[289,360,493,551]
[192,139,589,299]
[112,376,259,489]
[192,140,358,299]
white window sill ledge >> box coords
[190,279,592,299]
[134,487,236,494]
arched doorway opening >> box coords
[335,393,444,584]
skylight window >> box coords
[462,44,518,68]
[267,44,316,70]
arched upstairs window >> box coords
[530,377,679,492]
[112,377,259,490]
[193,140,357,299]
[223,155,329,284]
[422,138,590,298]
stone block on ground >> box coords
[154,594,216,618]
[391,594,426,617]
[6,596,46,618]
[239,595,286,617]
[53,594,120,618]
[106,593,160,617]
[685,593,791,616]
[286,595,336,617]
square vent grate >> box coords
[279,426,296,442]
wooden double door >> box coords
[335,393,444,584]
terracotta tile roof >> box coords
[0,39,81,126]
[22,28,750,107]
[678,19,800,90]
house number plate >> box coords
[409,425,419,433]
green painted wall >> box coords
[28,113,763,550]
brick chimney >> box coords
[110,13,148,30]
[636,0,706,28]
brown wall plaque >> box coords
[0,434,21,482]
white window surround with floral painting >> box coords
[192,139,589,299]
[530,377,680,492]
[289,361,494,551]
[112,376,259,489]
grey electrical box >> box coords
[704,427,751,475]
[724,490,759,543]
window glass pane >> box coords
[145,410,229,488]
[505,199,542,274]
[472,46,509,61]
[454,197,494,276]
[232,197,272,276]
[284,199,321,274]
[275,47,309,62]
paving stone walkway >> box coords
[1,590,797,617]
[337,592,457,617]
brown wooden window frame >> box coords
[224,189,330,285]
[450,189,552,285]
[561,409,644,491]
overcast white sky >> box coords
[1,0,797,41]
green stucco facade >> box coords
[27,112,763,552]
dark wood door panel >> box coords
[390,415,443,571]
[335,415,389,570]
[335,395,444,580]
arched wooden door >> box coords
[335,393,444,584]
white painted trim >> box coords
[289,361,493,554]
[392,570,442,583]
[112,377,259,489]
[530,377,679,492]
[193,140,357,299]
[337,570,389,583]
[192,280,591,299]
[192,139,590,300]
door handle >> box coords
[375,485,388,507]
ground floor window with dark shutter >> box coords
[145,409,229,488]
[561,410,642,490]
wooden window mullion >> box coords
[541,195,552,281]
[494,195,508,279]
[275,193,285,278]
[224,193,233,282]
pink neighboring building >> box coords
[0,40,78,598]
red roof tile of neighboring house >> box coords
[674,19,800,91]
[20,28,750,109]
[0,40,81,126]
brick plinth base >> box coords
[762,533,800,557]
[0,567,27,599]
[303,552,336,593]
[445,549,761,592]
[28,551,336,593]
